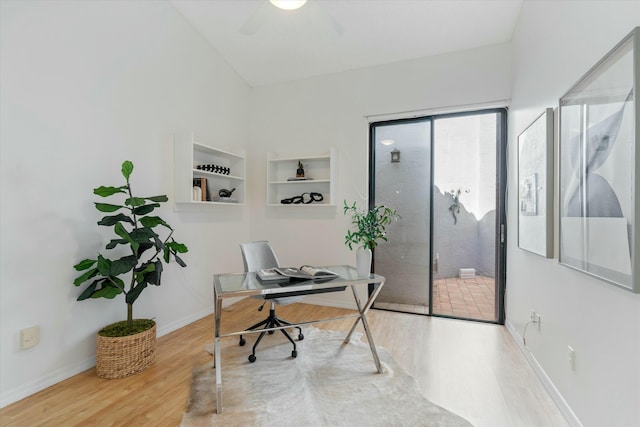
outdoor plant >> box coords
[73,160,188,335]
[343,200,400,250]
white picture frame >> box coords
[518,108,554,258]
[558,27,639,293]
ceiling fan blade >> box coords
[326,12,343,37]
[306,1,343,37]
[239,2,272,36]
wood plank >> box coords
[0,299,567,426]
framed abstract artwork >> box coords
[518,108,554,258]
[559,27,639,292]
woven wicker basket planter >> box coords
[96,321,156,379]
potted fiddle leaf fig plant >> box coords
[343,200,400,277]
[73,160,188,379]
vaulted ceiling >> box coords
[171,0,523,87]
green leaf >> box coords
[98,213,134,227]
[132,203,159,216]
[141,260,162,286]
[154,236,165,250]
[77,279,101,301]
[94,203,123,213]
[110,255,138,276]
[97,255,111,276]
[166,241,188,253]
[130,228,158,243]
[94,186,126,197]
[121,161,134,181]
[114,222,139,252]
[146,195,168,203]
[174,254,187,268]
[125,197,145,207]
[92,285,122,299]
[136,242,155,258]
[108,276,125,292]
[126,282,147,304]
[106,239,127,249]
[73,267,98,286]
[139,216,168,229]
[73,259,96,271]
[163,247,170,263]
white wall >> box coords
[0,0,250,407]
[506,2,640,426]
[6,2,635,423]
[247,44,511,308]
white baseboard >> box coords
[0,306,219,409]
[505,320,583,427]
[1,297,349,409]
[0,356,96,409]
[156,306,214,337]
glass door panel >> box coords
[431,112,500,322]
[371,119,431,314]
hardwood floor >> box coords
[0,299,568,426]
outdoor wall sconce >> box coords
[390,149,400,163]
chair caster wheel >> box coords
[298,333,304,341]
[239,338,246,346]
[268,330,275,335]
[248,354,256,363]
[291,350,297,358]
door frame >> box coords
[368,108,507,324]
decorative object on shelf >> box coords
[193,178,209,201]
[280,192,324,204]
[219,188,236,198]
[390,149,400,163]
[518,108,554,258]
[296,160,305,177]
[559,27,639,293]
[267,148,335,206]
[192,186,202,201]
[174,131,246,207]
[447,188,469,225]
[72,160,188,378]
[343,200,400,277]
[196,164,230,175]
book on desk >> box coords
[257,265,339,284]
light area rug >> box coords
[181,327,473,427]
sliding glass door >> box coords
[370,119,432,314]
[370,109,506,323]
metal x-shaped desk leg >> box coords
[344,280,385,373]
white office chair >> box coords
[239,241,304,362]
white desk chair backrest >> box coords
[239,241,303,306]
[240,241,279,272]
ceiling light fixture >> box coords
[380,139,395,146]
[269,0,307,11]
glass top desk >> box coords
[212,265,385,414]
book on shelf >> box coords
[192,178,209,201]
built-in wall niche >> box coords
[173,131,246,209]
[266,148,336,206]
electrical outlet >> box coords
[567,346,575,370]
[20,326,40,349]
[530,309,536,322]
[534,312,541,330]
